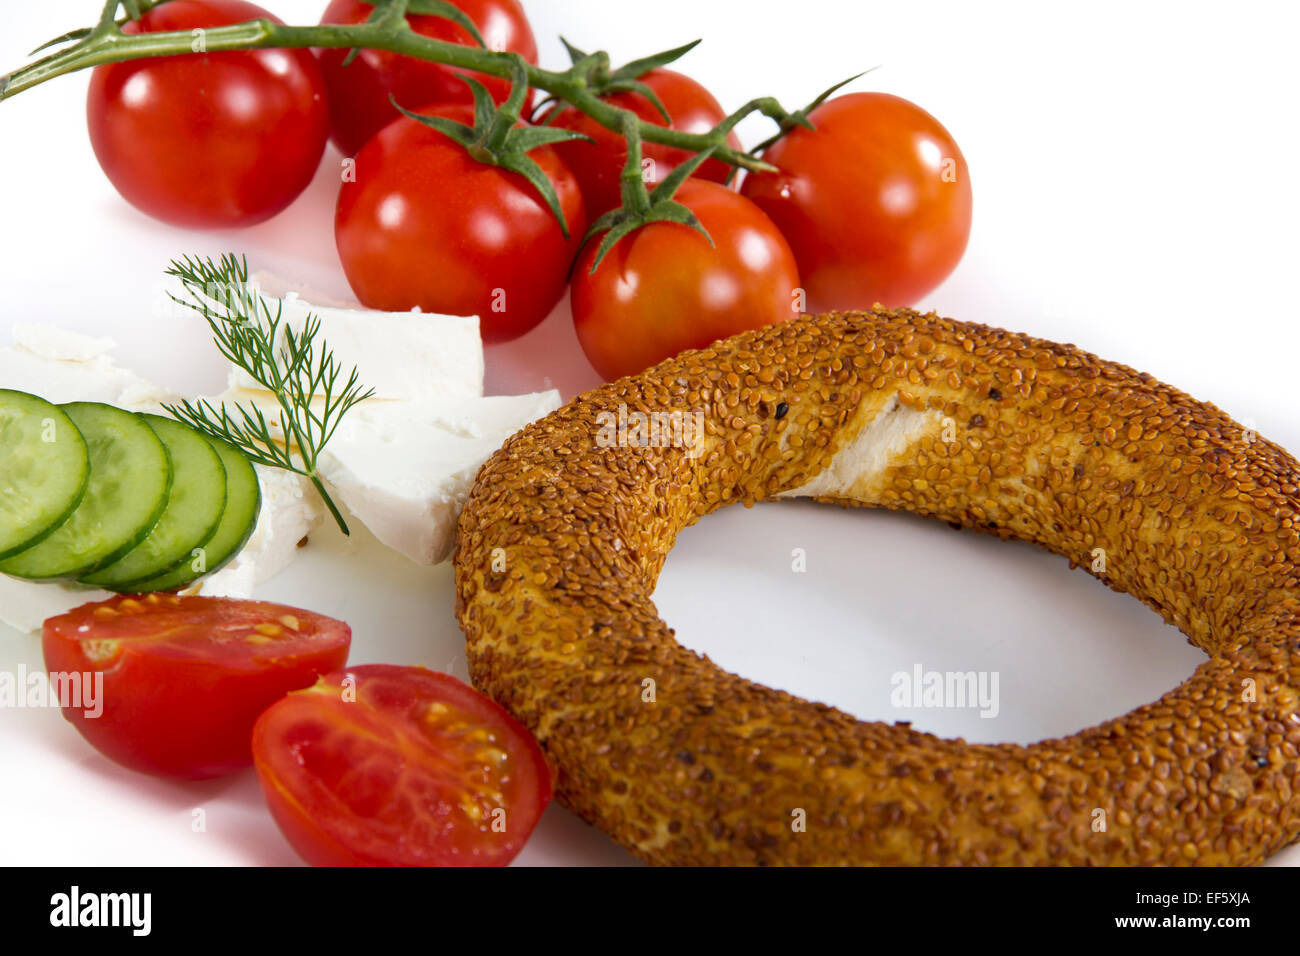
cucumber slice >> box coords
[125,438,260,593]
[0,402,171,580]
[80,415,227,590]
[0,390,90,561]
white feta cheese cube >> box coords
[320,391,561,564]
[215,276,484,405]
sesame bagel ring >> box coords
[453,306,1300,865]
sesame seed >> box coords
[452,305,1300,866]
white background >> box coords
[1,0,1298,866]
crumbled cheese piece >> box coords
[0,325,177,412]
[193,466,324,597]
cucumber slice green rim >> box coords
[125,437,260,594]
[0,402,172,580]
[0,390,90,561]
[81,414,228,590]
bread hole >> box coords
[652,499,1204,745]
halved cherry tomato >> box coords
[572,179,801,381]
[252,665,553,867]
[86,0,329,228]
[335,104,585,342]
[740,91,973,311]
[545,68,743,218]
[42,595,351,779]
[318,0,538,156]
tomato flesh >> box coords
[546,68,743,218]
[86,0,329,228]
[335,104,585,342]
[42,594,351,779]
[252,665,553,866]
[572,179,801,381]
[741,91,972,312]
[318,0,538,156]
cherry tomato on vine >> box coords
[335,105,585,342]
[572,180,800,381]
[740,92,972,312]
[318,0,538,157]
[85,0,329,228]
[42,595,352,780]
[252,665,554,866]
[545,68,743,218]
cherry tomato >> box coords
[740,92,972,312]
[572,179,801,381]
[546,68,743,218]
[252,665,553,866]
[318,0,538,156]
[42,595,352,780]
[335,104,585,342]
[85,0,329,228]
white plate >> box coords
[1,0,1298,866]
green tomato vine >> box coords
[0,0,858,249]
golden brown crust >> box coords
[453,307,1300,865]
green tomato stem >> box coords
[0,1,779,174]
[616,113,654,216]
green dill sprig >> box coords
[161,254,375,535]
